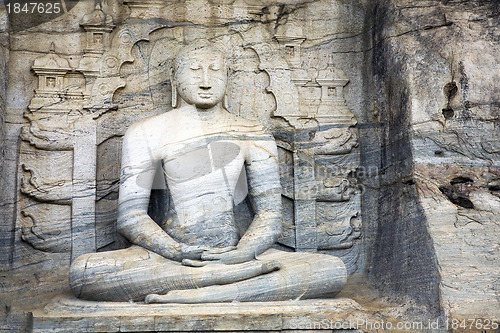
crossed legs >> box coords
[69,246,346,303]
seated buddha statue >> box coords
[69,41,347,303]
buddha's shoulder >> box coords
[224,112,270,137]
[125,111,172,136]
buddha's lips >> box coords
[199,93,212,98]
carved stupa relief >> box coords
[18,4,117,259]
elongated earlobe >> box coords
[223,66,230,110]
[170,66,178,108]
[223,90,229,110]
[171,84,178,108]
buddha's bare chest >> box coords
[161,140,245,185]
[158,138,246,248]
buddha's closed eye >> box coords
[209,64,220,71]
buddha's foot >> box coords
[145,288,212,303]
[144,260,282,304]
[145,287,228,303]
[190,259,281,287]
[144,293,168,304]
[261,260,281,274]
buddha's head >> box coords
[171,41,228,109]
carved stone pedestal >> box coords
[30,294,373,332]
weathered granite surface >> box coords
[365,0,500,321]
[0,0,498,331]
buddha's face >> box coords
[174,48,227,109]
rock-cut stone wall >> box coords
[0,0,499,331]
[367,0,500,321]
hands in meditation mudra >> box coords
[69,42,347,303]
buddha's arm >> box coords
[201,135,283,265]
[239,136,283,253]
[117,123,203,262]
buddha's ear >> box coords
[223,90,229,110]
[223,65,230,110]
[225,60,231,78]
[170,67,178,108]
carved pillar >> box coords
[294,151,317,252]
[71,119,98,260]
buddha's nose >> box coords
[200,69,211,89]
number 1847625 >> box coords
[6,2,61,14]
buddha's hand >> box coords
[179,244,211,261]
[182,247,253,266]
[180,245,236,266]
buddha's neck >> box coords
[180,102,223,121]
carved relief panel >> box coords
[18,5,116,261]
[17,1,363,274]
[258,19,362,273]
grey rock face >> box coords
[0,0,498,330]
[366,0,500,319]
